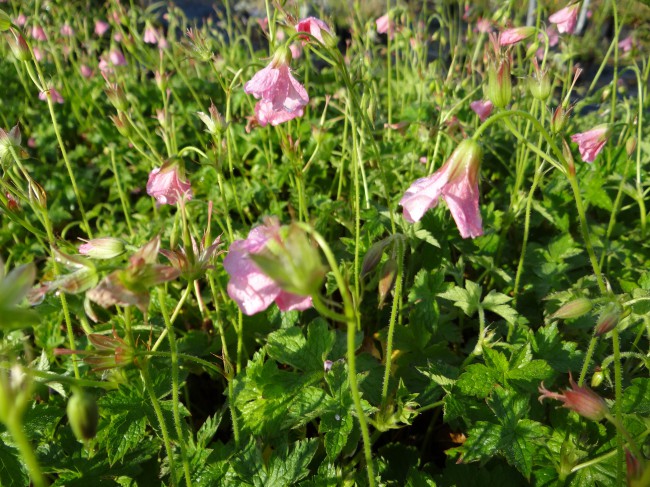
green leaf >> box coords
[482,290,518,324]
[0,440,28,487]
[266,438,318,485]
[461,421,502,463]
[499,419,547,479]
[622,378,650,415]
[438,280,482,317]
[266,320,334,372]
[456,364,499,398]
[532,323,583,371]
[321,410,354,460]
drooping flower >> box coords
[499,26,535,46]
[94,20,110,37]
[146,162,192,205]
[223,220,313,315]
[570,124,610,163]
[375,14,395,38]
[60,23,74,37]
[243,47,309,127]
[618,35,633,53]
[39,88,64,104]
[108,49,127,66]
[538,375,609,421]
[549,3,580,35]
[295,17,331,45]
[470,100,493,122]
[31,25,47,41]
[14,14,26,27]
[143,26,158,44]
[399,139,483,239]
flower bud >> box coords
[594,302,622,336]
[590,368,604,388]
[499,26,536,46]
[196,102,228,137]
[27,177,47,209]
[378,258,398,308]
[361,238,390,278]
[79,238,125,259]
[487,58,512,109]
[552,297,592,320]
[0,124,22,165]
[6,29,31,61]
[67,390,99,441]
[626,137,637,157]
[110,112,132,137]
[625,449,645,487]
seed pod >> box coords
[378,259,398,308]
[67,390,99,441]
[590,368,604,388]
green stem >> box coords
[110,146,134,235]
[157,288,192,487]
[611,328,624,483]
[6,418,48,487]
[381,240,403,407]
[303,226,375,487]
[578,334,598,387]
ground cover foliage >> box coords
[0,0,649,485]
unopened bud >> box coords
[361,239,389,278]
[594,303,622,336]
[528,59,551,101]
[196,102,228,136]
[499,26,536,46]
[552,297,592,320]
[79,237,125,259]
[378,259,398,308]
[6,29,30,61]
[590,367,604,388]
[110,112,131,137]
[67,390,99,441]
[104,83,128,112]
[626,137,636,157]
[562,138,575,176]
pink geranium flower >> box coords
[223,220,312,315]
[549,3,580,34]
[538,374,609,421]
[618,35,633,52]
[39,88,64,104]
[470,100,494,122]
[143,26,158,44]
[80,64,93,78]
[60,23,74,37]
[95,20,110,37]
[146,163,192,205]
[376,14,395,39]
[570,124,610,163]
[295,16,331,45]
[244,47,309,127]
[399,139,483,238]
[15,14,27,27]
[109,49,127,66]
[31,25,47,41]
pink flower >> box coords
[157,36,168,50]
[549,3,580,35]
[470,100,494,122]
[98,58,113,75]
[538,375,609,421]
[95,20,110,37]
[289,43,302,59]
[143,26,158,44]
[80,64,93,78]
[476,18,492,34]
[499,27,535,46]
[570,124,610,163]
[15,14,27,27]
[32,47,44,61]
[295,16,331,45]
[109,49,127,66]
[376,14,395,38]
[223,221,312,315]
[244,47,309,127]
[618,35,633,52]
[31,25,47,41]
[113,32,123,43]
[399,139,483,238]
[146,164,192,205]
[39,88,64,104]
[60,23,74,37]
